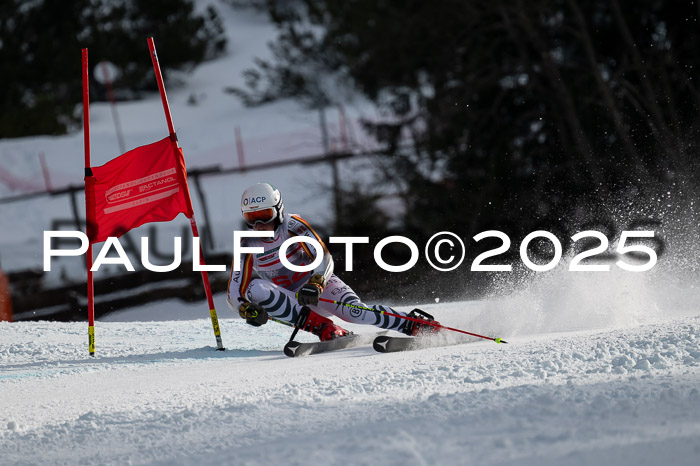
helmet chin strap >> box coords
[275,201,285,223]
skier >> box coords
[227,182,439,341]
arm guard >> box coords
[227,239,257,310]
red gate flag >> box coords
[85,136,193,244]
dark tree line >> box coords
[0,0,226,138]
[234,0,700,246]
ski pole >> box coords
[318,297,508,344]
[269,316,294,327]
[269,315,306,343]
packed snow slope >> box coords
[1,292,699,466]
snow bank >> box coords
[1,309,699,465]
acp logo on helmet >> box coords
[243,196,266,206]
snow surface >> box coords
[1,299,699,465]
[4,261,700,465]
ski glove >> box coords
[239,302,268,327]
[296,274,326,306]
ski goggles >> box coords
[243,208,276,226]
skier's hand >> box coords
[296,274,326,306]
[238,302,267,327]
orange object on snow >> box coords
[0,268,13,322]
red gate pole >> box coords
[82,48,96,356]
[147,37,224,350]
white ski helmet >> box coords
[240,183,284,226]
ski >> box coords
[372,334,470,353]
[372,335,417,353]
[284,332,387,357]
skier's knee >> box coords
[246,278,270,303]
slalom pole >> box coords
[82,48,95,357]
[147,37,224,351]
[318,297,508,344]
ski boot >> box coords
[296,306,350,341]
[402,309,440,336]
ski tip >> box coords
[284,341,302,357]
[373,335,391,353]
